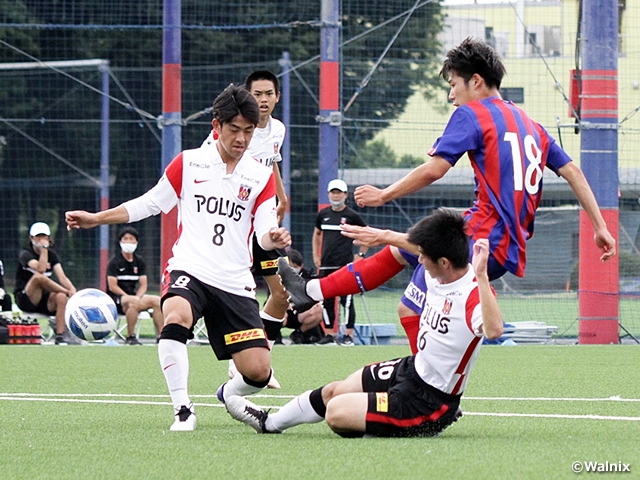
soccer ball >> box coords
[65,288,118,341]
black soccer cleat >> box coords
[276,257,316,313]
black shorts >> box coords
[361,356,461,438]
[15,290,52,315]
[108,294,125,315]
[251,235,286,277]
[162,270,268,360]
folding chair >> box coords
[114,309,155,341]
[188,317,209,345]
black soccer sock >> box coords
[309,386,327,418]
[159,323,192,344]
[263,318,282,341]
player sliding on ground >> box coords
[274,37,616,353]
[66,85,291,432]
[226,209,503,438]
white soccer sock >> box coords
[158,339,191,410]
[260,310,285,323]
[266,390,323,432]
[306,279,323,301]
[220,370,270,400]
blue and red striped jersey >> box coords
[429,97,571,277]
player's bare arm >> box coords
[53,263,76,296]
[472,239,503,340]
[272,162,287,224]
[340,224,419,255]
[312,227,323,269]
[65,205,130,230]
[354,157,452,208]
[557,162,616,261]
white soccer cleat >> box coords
[267,372,281,389]
[225,395,269,434]
[169,404,196,431]
[228,359,238,379]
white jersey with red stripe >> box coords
[414,266,486,395]
[202,116,285,168]
[122,145,278,297]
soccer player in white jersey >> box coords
[203,71,289,386]
[65,84,291,432]
[225,209,503,438]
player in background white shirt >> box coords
[66,85,291,432]
[225,209,503,438]
[203,71,289,386]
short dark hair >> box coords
[118,226,139,241]
[213,84,260,126]
[440,37,506,90]
[288,249,304,267]
[407,208,469,269]
[245,70,279,94]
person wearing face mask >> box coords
[312,179,368,345]
[14,222,77,345]
[106,227,164,345]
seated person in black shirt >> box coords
[0,259,12,312]
[14,222,77,345]
[284,249,323,344]
[106,227,164,345]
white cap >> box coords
[327,179,348,193]
[29,222,51,237]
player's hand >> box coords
[594,228,616,262]
[65,210,99,230]
[340,224,387,248]
[471,238,490,278]
[354,185,385,208]
[269,227,291,250]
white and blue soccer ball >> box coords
[65,288,118,341]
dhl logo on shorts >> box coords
[260,259,278,269]
[376,392,389,413]
[225,328,266,345]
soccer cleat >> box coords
[54,334,67,345]
[289,329,304,344]
[216,383,226,404]
[267,372,281,389]
[169,404,196,431]
[316,334,336,345]
[276,257,316,313]
[228,360,238,379]
[225,395,274,434]
[125,335,142,346]
[338,334,354,346]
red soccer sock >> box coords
[400,315,421,355]
[319,245,406,299]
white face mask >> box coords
[120,242,137,254]
[330,198,346,209]
[291,266,302,274]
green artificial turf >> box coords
[1,344,638,479]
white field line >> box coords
[463,412,640,422]
[1,393,637,402]
[463,395,640,402]
[0,393,639,421]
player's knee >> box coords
[54,292,68,306]
[321,381,342,404]
[239,361,271,384]
[324,400,351,432]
